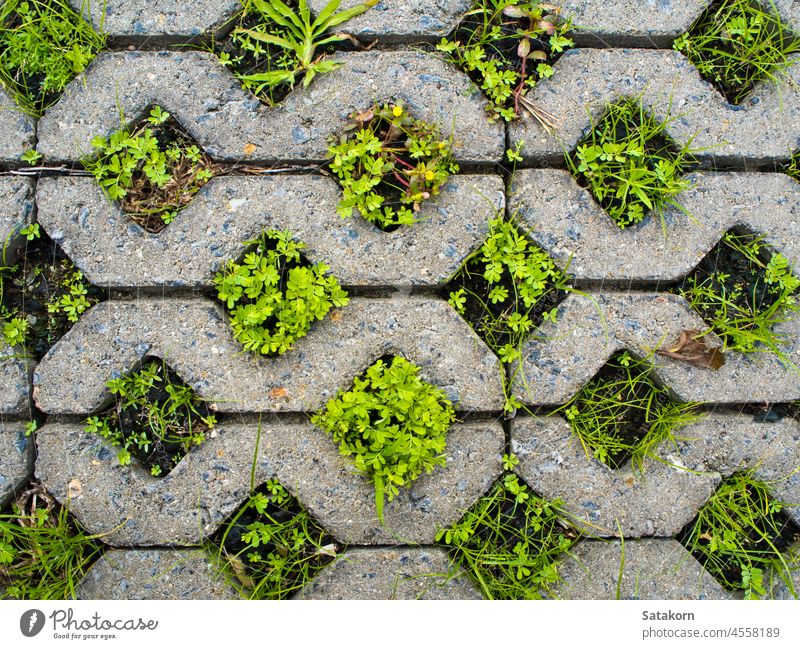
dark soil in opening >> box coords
[100,359,214,476]
[668,229,782,322]
[0,232,104,360]
[677,488,800,590]
[735,402,800,422]
[578,353,670,469]
[215,482,338,598]
[680,0,800,105]
[111,110,218,234]
[449,10,565,111]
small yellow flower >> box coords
[392,105,403,117]
[425,170,435,181]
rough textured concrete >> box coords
[0,177,35,262]
[37,174,504,288]
[0,422,34,509]
[511,48,800,165]
[0,344,31,416]
[768,544,800,600]
[553,539,731,599]
[33,297,505,414]
[70,0,241,37]
[511,414,800,537]
[78,549,238,599]
[297,547,483,599]
[513,292,800,406]
[37,50,504,164]
[511,171,800,282]
[0,87,36,162]
[36,420,502,546]
[774,0,800,32]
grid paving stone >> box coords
[0,87,35,163]
[36,50,504,164]
[297,547,483,599]
[0,344,31,416]
[553,539,731,599]
[35,420,503,546]
[37,173,504,288]
[0,422,34,510]
[775,0,800,32]
[78,549,237,599]
[70,0,241,37]
[511,171,800,282]
[0,177,35,262]
[511,413,800,537]
[513,292,800,406]
[33,297,504,414]
[510,48,800,166]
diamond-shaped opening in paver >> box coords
[674,0,800,105]
[213,229,349,357]
[551,351,703,470]
[81,105,220,234]
[436,472,579,600]
[327,102,459,232]
[83,357,216,478]
[0,0,105,115]
[677,470,800,597]
[671,228,800,356]
[444,216,569,361]
[215,0,367,106]
[0,227,103,360]
[312,354,455,523]
[441,1,573,123]
[0,480,105,599]
[207,479,339,599]
[567,97,697,230]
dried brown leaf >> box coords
[657,329,725,370]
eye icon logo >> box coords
[20,609,45,637]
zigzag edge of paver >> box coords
[70,0,241,37]
[36,419,503,546]
[0,421,34,510]
[0,86,36,163]
[77,549,238,600]
[552,538,732,599]
[511,413,800,537]
[297,546,483,599]
[510,48,800,164]
[36,50,504,164]
[511,170,800,282]
[513,291,800,405]
[37,173,504,288]
[33,297,505,414]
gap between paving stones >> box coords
[35,420,503,546]
[32,297,505,414]
[512,48,800,166]
[36,173,504,288]
[513,291,800,405]
[35,50,504,164]
[510,171,800,283]
[511,413,800,537]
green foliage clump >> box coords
[552,351,703,470]
[448,216,569,365]
[674,0,800,105]
[679,471,799,599]
[787,152,800,182]
[0,0,105,114]
[567,99,696,229]
[84,359,216,476]
[218,0,376,104]
[436,0,572,123]
[83,106,217,233]
[675,231,800,356]
[215,230,349,356]
[312,356,456,523]
[328,103,459,230]
[212,480,338,599]
[437,472,577,599]
[0,483,104,599]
